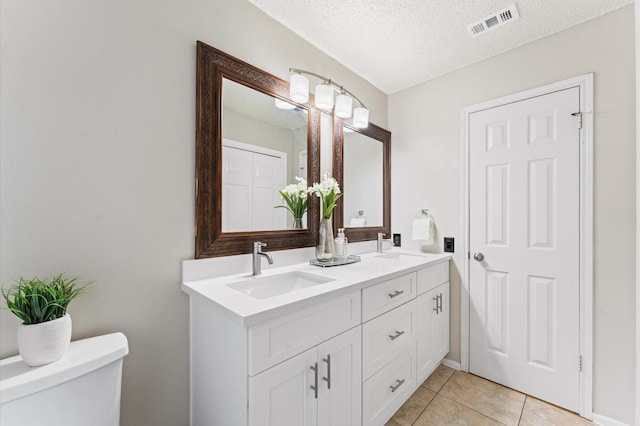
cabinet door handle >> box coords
[388,290,404,299]
[389,379,405,393]
[433,296,439,314]
[437,293,443,313]
[310,362,318,399]
[388,330,405,341]
[322,354,331,390]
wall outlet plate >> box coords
[393,233,401,247]
[444,237,454,253]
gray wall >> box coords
[0,1,386,425]
[389,6,635,424]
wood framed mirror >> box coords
[195,41,320,258]
[333,121,391,242]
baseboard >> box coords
[441,358,461,370]
[592,413,630,426]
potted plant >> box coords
[2,274,89,366]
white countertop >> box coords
[182,250,451,327]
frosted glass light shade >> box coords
[353,107,369,128]
[335,94,353,118]
[290,74,309,103]
[314,84,334,110]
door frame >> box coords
[459,74,594,418]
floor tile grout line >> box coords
[410,367,456,425]
[435,393,510,425]
[403,367,593,425]
[517,395,527,425]
[438,370,521,426]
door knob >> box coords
[473,252,485,262]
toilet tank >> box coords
[0,332,129,426]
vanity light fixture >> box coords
[288,68,369,128]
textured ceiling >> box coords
[248,0,634,94]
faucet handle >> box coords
[378,233,386,239]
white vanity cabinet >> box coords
[416,262,450,383]
[184,252,451,426]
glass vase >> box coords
[316,217,335,262]
[292,217,304,229]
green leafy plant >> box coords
[2,274,89,325]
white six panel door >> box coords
[469,87,580,411]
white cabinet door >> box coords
[250,347,318,426]
[416,282,450,383]
[416,292,435,383]
[250,327,361,426]
[431,282,449,362]
[317,327,362,426]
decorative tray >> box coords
[309,255,361,268]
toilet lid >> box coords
[0,332,128,404]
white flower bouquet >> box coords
[276,177,310,219]
[309,172,342,219]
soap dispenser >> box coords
[334,228,348,260]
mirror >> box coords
[195,41,320,258]
[222,78,309,232]
[342,129,384,227]
[334,121,391,242]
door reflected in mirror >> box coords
[343,127,383,227]
[222,78,309,231]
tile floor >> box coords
[386,365,593,426]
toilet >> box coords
[0,332,129,426]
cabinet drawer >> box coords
[249,291,361,376]
[362,272,416,322]
[417,261,449,295]
[363,299,416,380]
[362,344,417,426]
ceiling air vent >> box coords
[467,4,520,38]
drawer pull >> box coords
[388,290,404,299]
[388,330,405,341]
[310,362,318,399]
[389,379,405,393]
[322,354,331,389]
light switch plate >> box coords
[444,237,454,252]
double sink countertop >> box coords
[182,250,451,327]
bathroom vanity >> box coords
[182,250,450,426]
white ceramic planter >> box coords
[17,314,72,367]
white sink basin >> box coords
[375,252,425,261]
[227,271,335,299]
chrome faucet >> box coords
[377,233,393,253]
[252,242,273,276]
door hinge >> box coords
[468,252,470,260]
[578,354,583,372]
[571,112,582,129]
